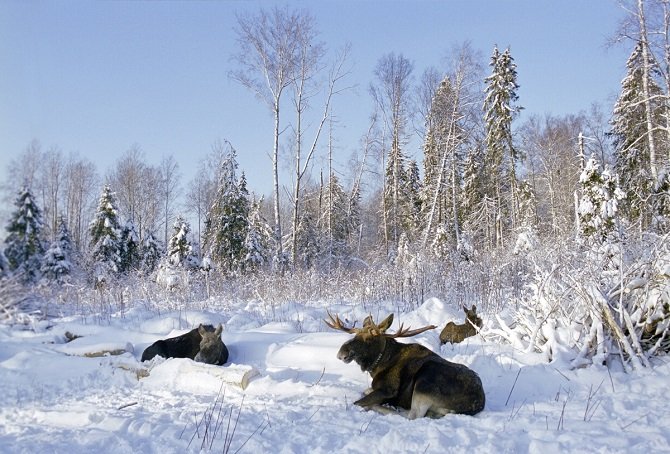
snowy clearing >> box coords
[1,298,669,453]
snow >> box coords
[1,298,669,453]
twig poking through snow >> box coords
[505,369,522,406]
[116,401,137,410]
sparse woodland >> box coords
[2,0,670,373]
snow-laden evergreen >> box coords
[577,157,624,243]
[3,187,46,283]
[483,45,523,240]
[119,219,141,274]
[88,185,122,285]
[202,149,250,274]
[610,41,667,229]
[41,216,73,283]
[166,215,198,269]
[242,196,272,272]
[140,230,163,274]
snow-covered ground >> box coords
[1,297,668,453]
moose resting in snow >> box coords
[326,312,485,419]
[439,305,482,344]
[141,324,229,365]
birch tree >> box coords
[289,43,351,268]
[231,6,305,270]
[159,155,181,248]
[370,53,414,254]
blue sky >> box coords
[0,0,630,199]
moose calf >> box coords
[326,312,485,419]
[439,305,482,344]
[141,324,228,365]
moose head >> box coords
[326,312,485,418]
[194,324,228,365]
[439,305,483,344]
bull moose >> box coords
[326,312,485,419]
[439,305,483,344]
[141,324,228,365]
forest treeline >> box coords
[2,1,670,371]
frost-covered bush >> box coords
[489,233,670,370]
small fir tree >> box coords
[4,187,46,283]
[242,197,272,272]
[119,219,141,274]
[167,216,198,269]
[202,150,250,273]
[578,157,624,244]
[140,230,163,274]
[41,216,73,283]
[88,185,122,283]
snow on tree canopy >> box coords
[4,187,46,283]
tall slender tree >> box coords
[232,6,307,269]
[610,42,666,230]
[483,46,523,245]
[370,53,415,253]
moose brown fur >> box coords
[141,324,228,365]
[326,312,485,419]
[439,305,482,344]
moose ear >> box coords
[215,324,223,336]
[198,324,207,335]
[377,314,394,333]
[471,305,477,312]
[363,315,374,327]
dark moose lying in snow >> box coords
[141,324,229,366]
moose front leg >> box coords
[354,387,402,416]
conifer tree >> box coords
[242,197,272,272]
[202,149,251,274]
[610,42,666,230]
[483,46,523,244]
[41,216,73,283]
[140,230,162,274]
[321,174,350,267]
[4,187,46,283]
[119,219,141,274]
[167,216,198,269]
[88,185,122,282]
[421,76,465,248]
[578,157,624,244]
[294,198,322,269]
[0,249,9,279]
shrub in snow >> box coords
[489,234,670,371]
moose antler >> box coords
[387,323,437,338]
[324,311,358,333]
